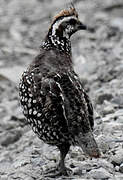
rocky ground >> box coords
[0,0,123,179]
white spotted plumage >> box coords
[19,7,100,176]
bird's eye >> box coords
[69,19,76,25]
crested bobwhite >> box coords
[19,5,100,176]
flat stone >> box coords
[87,167,112,179]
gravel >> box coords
[0,0,123,179]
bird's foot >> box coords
[43,166,72,178]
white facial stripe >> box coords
[52,16,76,36]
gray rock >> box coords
[115,166,120,172]
[119,163,123,173]
[102,122,123,137]
[1,175,8,180]
[96,93,113,104]
[97,159,114,173]
[117,117,123,123]
[96,134,110,153]
[110,17,123,32]
[114,174,123,180]
[87,167,112,179]
[110,150,123,166]
[102,104,114,115]
[1,129,22,147]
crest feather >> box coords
[53,7,78,23]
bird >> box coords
[19,4,100,177]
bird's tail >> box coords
[76,131,100,158]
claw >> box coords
[43,166,72,177]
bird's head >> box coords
[48,6,87,39]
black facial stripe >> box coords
[69,18,77,25]
[60,18,77,28]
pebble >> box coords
[117,117,123,123]
[110,17,123,32]
[96,134,110,153]
[115,166,120,172]
[119,163,123,173]
[102,104,114,115]
[110,150,123,166]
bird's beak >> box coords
[77,20,87,30]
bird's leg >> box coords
[44,143,71,177]
[58,143,70,176]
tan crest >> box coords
[53,7,78,23]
